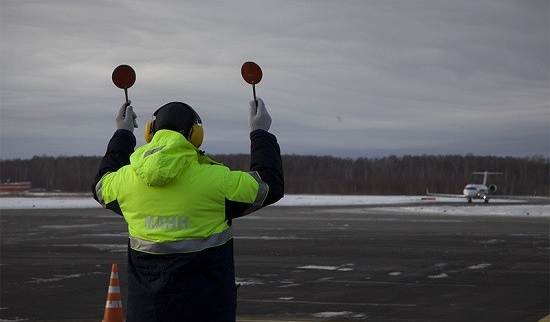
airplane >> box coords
[427,171,504,203]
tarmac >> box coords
[1,204,549,322]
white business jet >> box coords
[427,171,503,203]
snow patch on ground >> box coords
[28,274,82,284]
[313,311,353,318]
[479,239,504,245]
[468,263,492,270]
[297,264,354,271]
[277,283,301,288]
[312,311,366,319]
[236,277,264,286]
[428,273,449,279]
[54,244,127,253]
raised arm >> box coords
[91,102,137,214]
[225,98,284,219]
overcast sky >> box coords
[1,0,548,159]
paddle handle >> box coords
[252,84,257,107]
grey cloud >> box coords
[1,0,548,159]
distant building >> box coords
[0,181,32,193]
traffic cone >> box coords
[102,263,124,322]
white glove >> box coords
[116,101,138,132]
[249,98,271,132]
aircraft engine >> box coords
[489,184,497,193]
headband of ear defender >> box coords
[144,102,204,148]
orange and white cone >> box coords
[102,263,124,322]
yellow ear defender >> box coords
[188,123,204,148]
[144,119,154,143]
[143,103,204,148]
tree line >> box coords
[0,154,548,196]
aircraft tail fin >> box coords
[472,171,503,185]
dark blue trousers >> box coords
[126,240,236,322]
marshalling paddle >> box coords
[241,62,263,107]
[112,64,136,104]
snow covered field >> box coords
[276,194,518,206]
[0,194,548,217]
[372,204,550,217]
[0,196,99,209]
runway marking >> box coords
[239,298,416,307]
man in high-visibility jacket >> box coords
[92,97,284,322]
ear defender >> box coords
[144,119,154,143]
[188,123,204,148]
